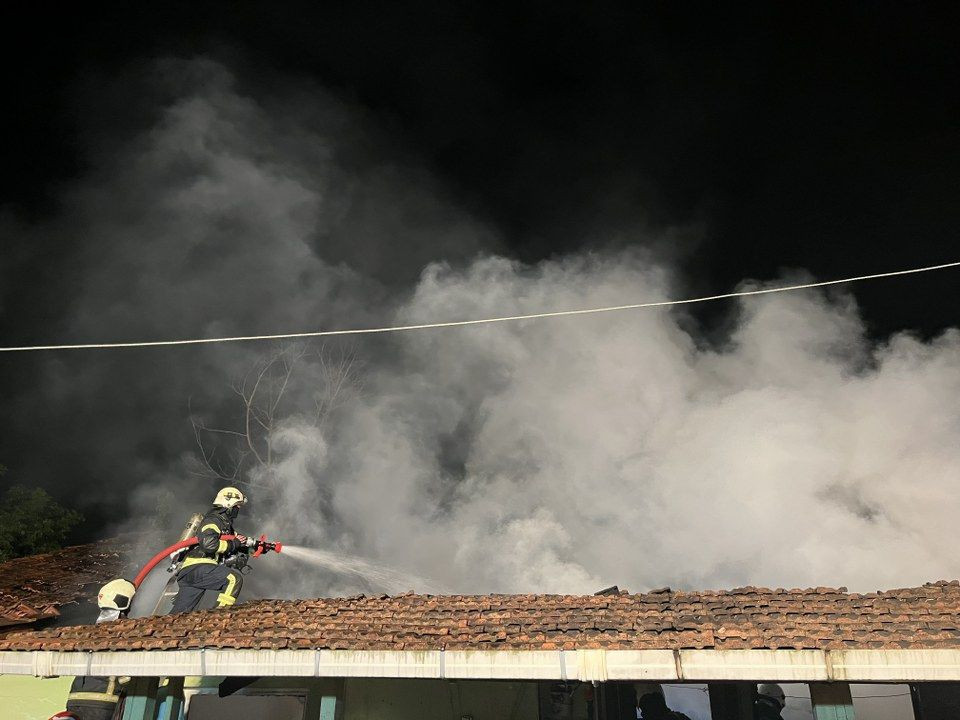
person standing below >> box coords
[169,487,257,613]
[755,684,786,720]
[635,684,692,720]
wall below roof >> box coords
[344,678,539,720]
[186,676,343,720]
[0,675,72,719]
[184,675,543,720]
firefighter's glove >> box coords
[224,552,249,571]
[234,534,255,547]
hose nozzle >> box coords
[252,535,283,557]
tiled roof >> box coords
[3,581,960,652]
[0,540,128,631]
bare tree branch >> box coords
[243,361,270,466]
[190,341,361,492]
[271,349,298,415]
[198,426,248,438]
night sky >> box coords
[1,2,958,545]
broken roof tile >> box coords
[0,539,131,632]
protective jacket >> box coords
[65,674,127,720]
[180,506,243,570]
[755,698,784,720]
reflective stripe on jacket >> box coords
[66,675,128,708]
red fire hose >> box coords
[132,534,282,588]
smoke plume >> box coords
[2,58,958,598]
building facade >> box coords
[3,544,960,718]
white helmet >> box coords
[213,487,247,509]
[97,578,136,611]
[758,683,785,708]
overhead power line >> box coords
[1,260,957,353]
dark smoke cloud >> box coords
[1,58,959,599]
[0,57,493,521]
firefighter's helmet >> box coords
[98,578,136,611]
[213,487,247,509]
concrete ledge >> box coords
[679,649,829,681]
[831,649,960,682]
[603,650,678,681]
[3,647,960,681]
[316,650,442,678]
[445,650,560,680]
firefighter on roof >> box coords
[169,486,257,613]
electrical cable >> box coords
[1,260,957,353]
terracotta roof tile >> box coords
[2,582,960,653]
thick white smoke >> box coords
[262,254,960,595]
[7,57,959,598]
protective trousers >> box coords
[170,563,243,614]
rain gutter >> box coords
[3,647,960,681]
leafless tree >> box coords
[189,342,361,490]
